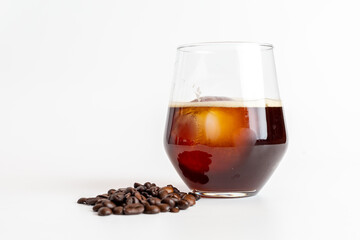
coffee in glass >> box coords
[164,42,288,197]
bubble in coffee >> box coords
[164,97,288,195]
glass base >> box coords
[193,190,257,198]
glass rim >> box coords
[177,41,273,52]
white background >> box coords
[0,0,359,239]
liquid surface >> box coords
[164,98,287,192]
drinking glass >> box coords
[164,42,287,198]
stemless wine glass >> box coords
[164,42,288,198]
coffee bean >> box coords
[178,192,187,198]
[93,203,102,212]
[158,203,170,212]
[135,185,146,192]
[134,191,141,198]
[139,195,147,202]
[77,182,200,216]
[177,200,189,210]
[188,192,201,201]
[159,190,168,199]
[98,207,112,216]
[125,187,136,195]
[124,203,144,215]
[134,192,147,202]
[182,194,196,206]
[170,207,180,213]
[144,182,151,189]
[142,192,150,198]
[107,189,116,195]
[167,193,181,201]
[142,201,150,207]
[86,198,99,205]
[169,197,179,204]
[96,194,109,199]
[112,190,123,196]
[144,205,160,214]
[147,197,161,205]
[126,196,139,205]
[113,206,124,215]
[124,192,131,198]
[77,197,87,204]
[161,198,176,208]
[160,186,174,194]
[102,200,116,209]
[146,186,158,196]
[110,193,125,204]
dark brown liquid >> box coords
[164,101,287,193]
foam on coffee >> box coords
[169,98,282,108]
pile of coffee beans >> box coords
[77,182,201,216]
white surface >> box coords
[0,0,359,239]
